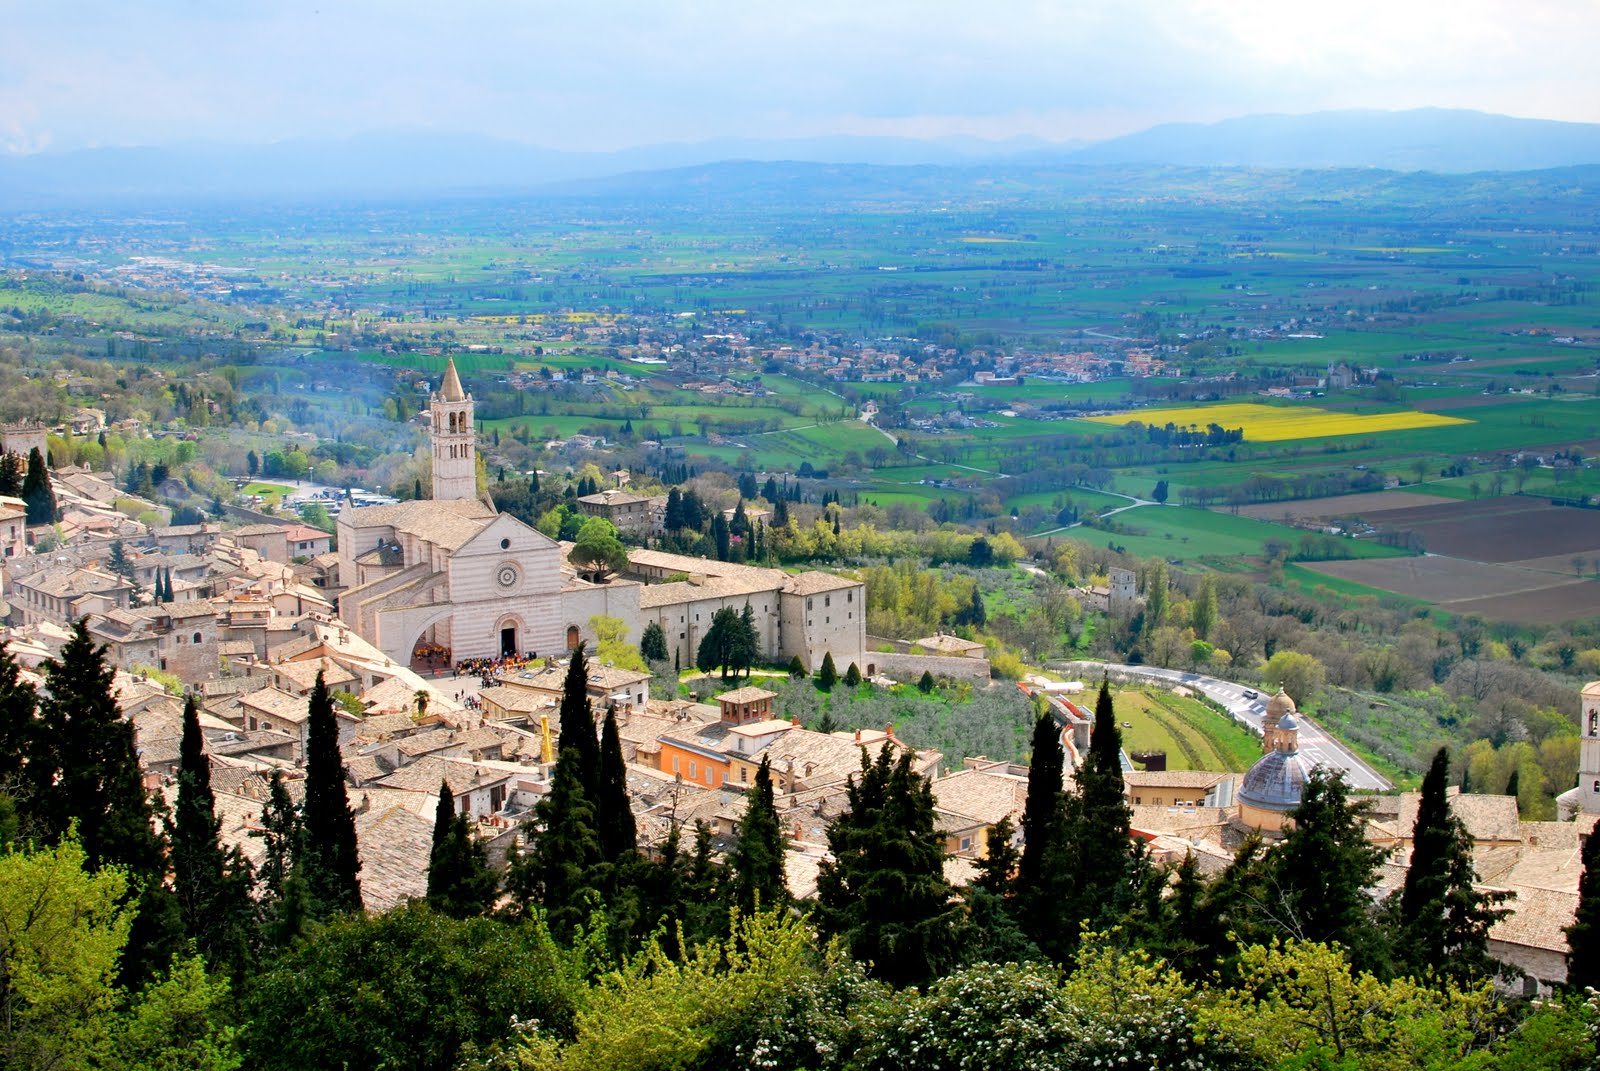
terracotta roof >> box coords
[354,804,434,912]
[913,633,987,654]
[1123,770,1232,790]
[783,571,861,596]
[717,686,777,705]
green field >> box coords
[1112,688,1261,773]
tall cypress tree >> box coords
[426,781,498,918]
[255,770,311,945]
[557,642,599,795]
[21,447,57,526]
[0,642,38,845]
[732,755,788,914]
[509,747,602,939]
[0,451,22,497]
[169,693,254,974]
[1394,748,1508,981]
[596,706,636,862]
[1074,680,1134,909]
[1568,822,1600,990]
[301,670,362,914]
[33,620,179,985]
[815,748,960,987]
[1017,712,1065,894]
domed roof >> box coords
[1277,712,1298,732]
[1238,746,1318,812]
[1265,688,1297,720]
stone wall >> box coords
[873,650,992,683]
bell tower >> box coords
[430,357,476,502]
[1579,682,1600,813]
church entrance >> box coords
[500,627,518,659]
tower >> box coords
[430,357,476,502]
[1578,682,1600,813]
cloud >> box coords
[2,0,1598,152]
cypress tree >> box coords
[815,748,959,988]
[0,642,38,845]
[596,706,637,862]
[1394,747,1509,981]
[34,620,179,985]
[788,655,805,679]
[974,814,1020,897]
[1567,822,1600,990]
[557,642,599,795]
[918,670,936,694]
[21,446,57,525]
[0,451,22,497]
[1016,712,1074,959]
[170,693,254,974]
[816,651,838,691]
[301,670,362,914]
[510,747,602,939]
[426,781,498,918]
[639,621,668,663]
[844,662,862,687]
[732,755,788,914]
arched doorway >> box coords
[566,625,581,651]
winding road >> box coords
[1051,660,1393,791]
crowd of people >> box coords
[453,653,541,689]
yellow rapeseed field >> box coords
[1083,402,1470,442]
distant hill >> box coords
[4,109,1600,203]
[1063,109,1600,172]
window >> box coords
[705,768,713,786]
[960,837,971,852]
[825,596,831,607]
[193,632,203,644]
[739,767,748,783]
[689,762,697,778]
[847,591,853,603]
[673,756,680,773]
[806,598,813,610]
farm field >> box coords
[1070,504,1404,567]
[1083,402,1472,442]
[1349,496,1600,562]
[1228,490,1456,522]
[1301,557,1600,624]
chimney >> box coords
[854,728,861,743]
[358,792,371,815]
[791,820,802,841]
[791,716,800,727]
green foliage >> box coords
[509,750,602,941]
[22,447,57,525]
[787,655,806,679]
[917,669,936,694]
[595,708,637,864]
[639,621,668,663]
[569,517,629,579]
[815,748,960,988]
[695,606,757,681]
[815,651,838,691]
[590,615,646,672]
[557,644,599,794]
[843,662,862,687]
[1568,812,1600,990]
[731,756,788,915]
[427,783,499,920]
[301,670,362,915]
[245,904,576,1071]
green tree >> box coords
[1016,713,1069,954]
[22,447,57,526]
[168,694,254,976]
[815,651,838,691]
[31,621,178,987]
[639,621,668,663]
[696,606,750,681]
[788,655,806,679]
[1191,574,1218,641]
[508,748,602,941]
[244,904,575,1071]
[1262,767,1389,973]
[844,662,863,687]
[731,755,788,914]
[426,782,498,919]
[557,642,599,796]
[1569,818,1600,990]
[815,748,960,987]
[974,814,1019,897]
[569,516,629,579]
[301,670,362,915]
[918,669,936,694]
[1071,681,1135,917]
[253,770,310,944]
[0,642,38,835]
[1261,650,1327,705]
[596,707,637,863]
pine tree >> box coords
[0,451,23,497]
[1567,822,1600,990]
[596,707,637,862]
[1263,767,1389,973]
[918,670,936,694]
[426,781,498,919]
[1075,680,1134,901]
[1393,747,1509,981]
[732,755,788,914]
[170,694,254,974]
[557,643,600,795]
[22,447,57,525]
[815,748,960,987]
[301,670,362,915]
[1016,713,1073,958]
[844,662,863,687]
[33,621,179,985]
[816,652,838,691]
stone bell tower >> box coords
[430,357,476,502]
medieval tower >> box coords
[430,357,477,502]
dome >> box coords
[1238,746,1317,813]
[1276,712,1298,732]
[1264,688,1297,726]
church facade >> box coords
[336,358,869,673]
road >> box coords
[1051,660,1392,791]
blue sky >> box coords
[1,0,1592,154]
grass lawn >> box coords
[1112,688,1259,773]
[240,481,294,506]
[1075,505,1405,566]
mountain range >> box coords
[5,109,1600,202]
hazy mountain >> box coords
[3,109,1600,203]
[0,130,1061,203]
[1063,108,1600,172]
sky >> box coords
[1,0,1595,155]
